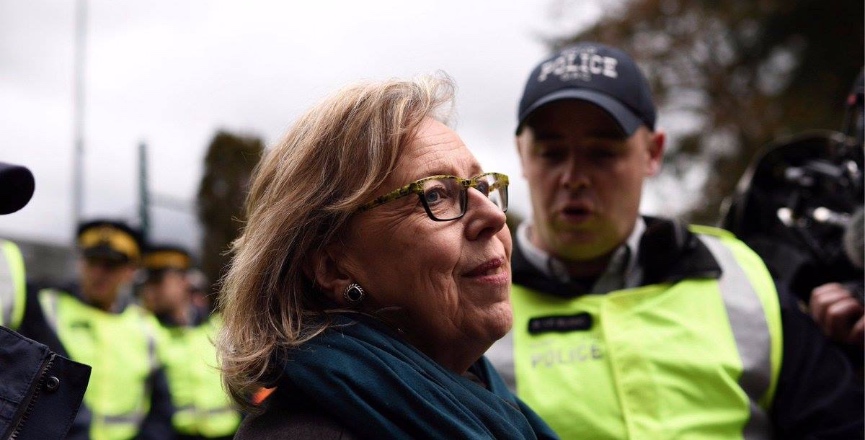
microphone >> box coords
[0,162,35,215]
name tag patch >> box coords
[528,312,593,334]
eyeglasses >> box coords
[358,172,509,221]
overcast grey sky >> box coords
[3,1,685,252]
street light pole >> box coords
[139,141,151,243]
[72,0,87,237]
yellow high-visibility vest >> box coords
[158,314,240,437]
[0,239,26,329]
[39,289,160,440]
[510,227,783,439]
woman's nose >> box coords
[463,188,507,240]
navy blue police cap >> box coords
[516,42,657,136]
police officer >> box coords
[20,219,174,440]
[0,161,91,440]
[139,244,240,440]
[0,161,35,331]
[486,42,864,438]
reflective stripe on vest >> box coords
[505,229,782,439]
[39,289,160,440]
[159,316,240,436]
[698,232,777,438]
[0,239,26,329]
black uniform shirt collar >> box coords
[516,218,645,294]
[513,216,723,299]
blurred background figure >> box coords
[19,219,174,440]
[139,244,240,440]
[185,268,214,317]
[1,162,36,330]
[720,69,864,373]
[808,70,865,359]
[0,161,92,440]
[721,70,863,303]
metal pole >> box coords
[139,141,150,243]
[72,0,87,237]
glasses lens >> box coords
[483,174,508,212]
[422,177,464,220]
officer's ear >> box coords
[646,129,665,176]
[121,264,137,284]
[515,129,532,179]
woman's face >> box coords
[336,118,513,372]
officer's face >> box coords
[79,257,136,309]
[516,100,664,270]
[141,270,189,314]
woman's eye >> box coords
[424,187,448,205]
[475,181,490,195]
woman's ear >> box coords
[306,246,353,305]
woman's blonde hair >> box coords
[216,73,456,410]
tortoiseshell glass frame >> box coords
[358,172,509,221]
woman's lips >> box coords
[464,258,507,277]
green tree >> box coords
[196,130,264,303]
[555,0,863,224]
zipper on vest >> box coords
[8,352,56,440]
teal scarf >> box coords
[277,314,559,439]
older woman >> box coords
[217,74,558,439]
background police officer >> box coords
[138,244,240,440]
[20,219,174,440]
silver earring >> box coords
[343,283,365,305]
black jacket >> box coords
[0,325,91,440]
[235,389,357,440]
